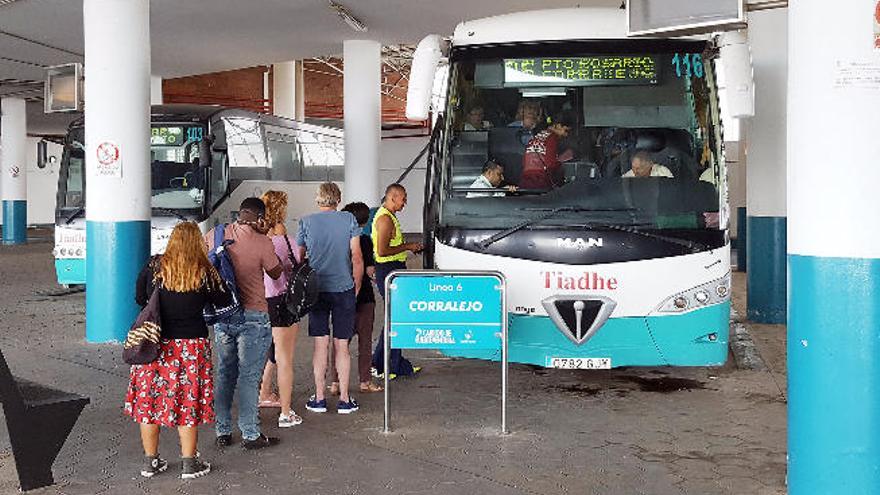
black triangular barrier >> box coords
[0,349,90,491]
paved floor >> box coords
[0,240,787,494]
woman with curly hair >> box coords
[257,190,304,428]
[125,222,231,479]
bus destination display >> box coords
[151,127,184,146]
[150,126,204,146]
[504,56,658,86]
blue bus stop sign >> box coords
[383,270,508,434]
[388,272,505,350]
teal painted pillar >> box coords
[1,98,27,244]
[83,0,152,342]
[745,10,787,324]
[787,1,880,492]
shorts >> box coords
[308,288,356,340]
[267,295,298,327]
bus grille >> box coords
[541,296,617,345]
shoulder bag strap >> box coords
[213,223,226,252]
[282,234,299,267]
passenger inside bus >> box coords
[519,111,576,190]
[463,106,491,131]
[467,159,518,198]
[622,151,674,178]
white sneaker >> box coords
[278,412,303,428]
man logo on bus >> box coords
[557,237,603,249]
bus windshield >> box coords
[58,125,207,215]
[441,47,724,231]
[150,125,206,211]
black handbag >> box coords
[282,236,319,321]
[123,284,162,365]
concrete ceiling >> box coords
[1,0,619,132]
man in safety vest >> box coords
[371,183,423,378]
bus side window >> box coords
[266,137,301,181]
[210,151,228,207]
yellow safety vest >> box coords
[372,206,407,263]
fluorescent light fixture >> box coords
[521,87,567,98]
[328,1,368,32]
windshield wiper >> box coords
[476,206,708,253]
[65,206,85,224]
[599,223,708,253]
[477,207,618,250]
[153,207,187,221]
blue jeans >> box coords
[371,261,415,376]
[214,310,272,441]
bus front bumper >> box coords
[440,301,729,368]
[55,258,86,286]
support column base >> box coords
[747,216,786,324]
[85,220,150,343]
[2,200,27,244]
[788,254,880,493]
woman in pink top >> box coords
[258,191,303,428]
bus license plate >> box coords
[550,357,612,369]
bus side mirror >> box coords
[36,140,57,169]
[406,34,444,122]
[198,139,212,168]
[718,30,755,118]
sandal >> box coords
[258,395,281,408]
[328,382,340,395]
[359,382,383,393]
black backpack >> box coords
[282,236,319,321]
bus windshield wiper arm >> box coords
[65,206,85,224]
[477,207,611,250]
[599,223,707,253]
[154,208,187,221]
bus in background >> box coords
[53,104,344,286]
[408,8,743,368]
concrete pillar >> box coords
[746,10,787,323]
[1,98,27,244]
[788,1,880,493]
[83,0,151,342]
[295,60,305,121]
[150,76,163,105]
[343,40,381,204]
[273,61,297,119]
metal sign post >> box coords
[383,270,508,434]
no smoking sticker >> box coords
[875,1,880,50]
[95,141,122,178]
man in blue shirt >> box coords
[296,182,364,414]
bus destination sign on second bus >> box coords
[504,56,658,85]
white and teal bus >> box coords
[410,8,736,368]
[54,105,344,285]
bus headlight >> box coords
[656,273,731,313]
[694,290,710,304]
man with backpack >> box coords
[295,182,364,414]
[204,197,284,450]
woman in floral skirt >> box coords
[124,222,230,479]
